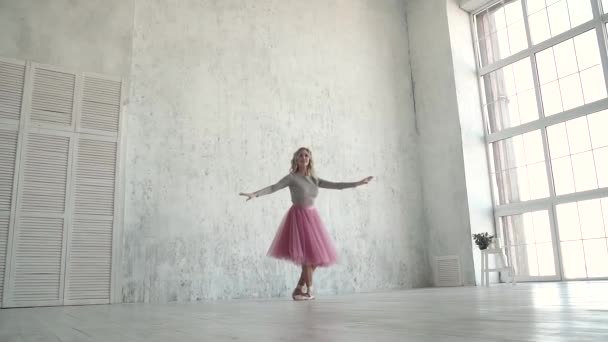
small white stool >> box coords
[480,246,516,287]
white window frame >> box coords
[471,0,608,282]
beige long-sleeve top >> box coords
[254,173,359,207]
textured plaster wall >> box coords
[405,0,494,285]
[405,0,474,286]
[121,0,429,302]
[0,0,492,302]
[446,0,495,285]
[0,0,134,77]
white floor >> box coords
[1,282,607,342]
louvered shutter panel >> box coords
[0,216,8,305]
[0,128,19,304]
[65,218,113,303]
[30,66,75,129]
[6,132,71,307]
[2,61,122,307]
[79,75,121,135]
[0,129,18,214]
[64,137,116,304]
[0,59,25,123]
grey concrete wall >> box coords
[0,0,494,301]
[446,0,495,285]
[0,0,134,76]
[121,0,429,302]
[405,0,489,286]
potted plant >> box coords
[472,232,494,250]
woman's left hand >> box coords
[359,176,373,185]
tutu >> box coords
[267,205,338,267]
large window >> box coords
[474,0,608,281]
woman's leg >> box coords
[304,265,315,299]
[292,265,306,300]
[298,265,306,287]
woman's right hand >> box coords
[239,192,256,201]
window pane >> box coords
[578,199,606,239]
[553,39,577,79]
[482,58,537,132]
[496,169,516,203]
[516,166,531,199]
[588,110,608,149]
[571,151,598,191]
[513,58,534,92]
[566,116,591,154]
[568,0,592,28]
[541,81,563,115]
[478,38,491,66]
[557,202,581,241]
[537,31,607,116]
[548,110,608,195]
[547,1,570,37]
[509,20,528,54]
[491,173,500,205]
[537,242,556,276]
[505,0,524,24]
[508,95,521,121]
[528,162,550,199]
[603,199,608,229]
[574,30,601,71]
[528,0,592,44]
[580,65,607,103]
[536,47,558,85]
[506,213,535,244]
[527,0,546,14]
[503,66,517,96]
[492,131,549,204]
[497,29,511,60]
[523,130,545,163]
[508,136,526,169]
[557,197,608,280]
[547,123,570,158]
[594,147,608,188]
[518,90,539,123]
[476,1,527,66]
[510,245,539,276]
[561,240,587,278]
[529,9,551,44]
[490,4,507,32]
[583,238,608,277]
[495,169,518,203]
[500,210,556,278]
[533,210,552,243]
[551,156,575,195]
[559,74,584,111]
[526,244,540,276]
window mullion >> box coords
[590,0,608,96]
[541,127,557,198]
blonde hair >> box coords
[290,147,315,177]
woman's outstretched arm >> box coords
[317,176,373,190]
[239,174,292,201]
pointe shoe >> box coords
[304,286,315,300]
[292,286,307,301]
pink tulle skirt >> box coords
[267,205,338,267]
